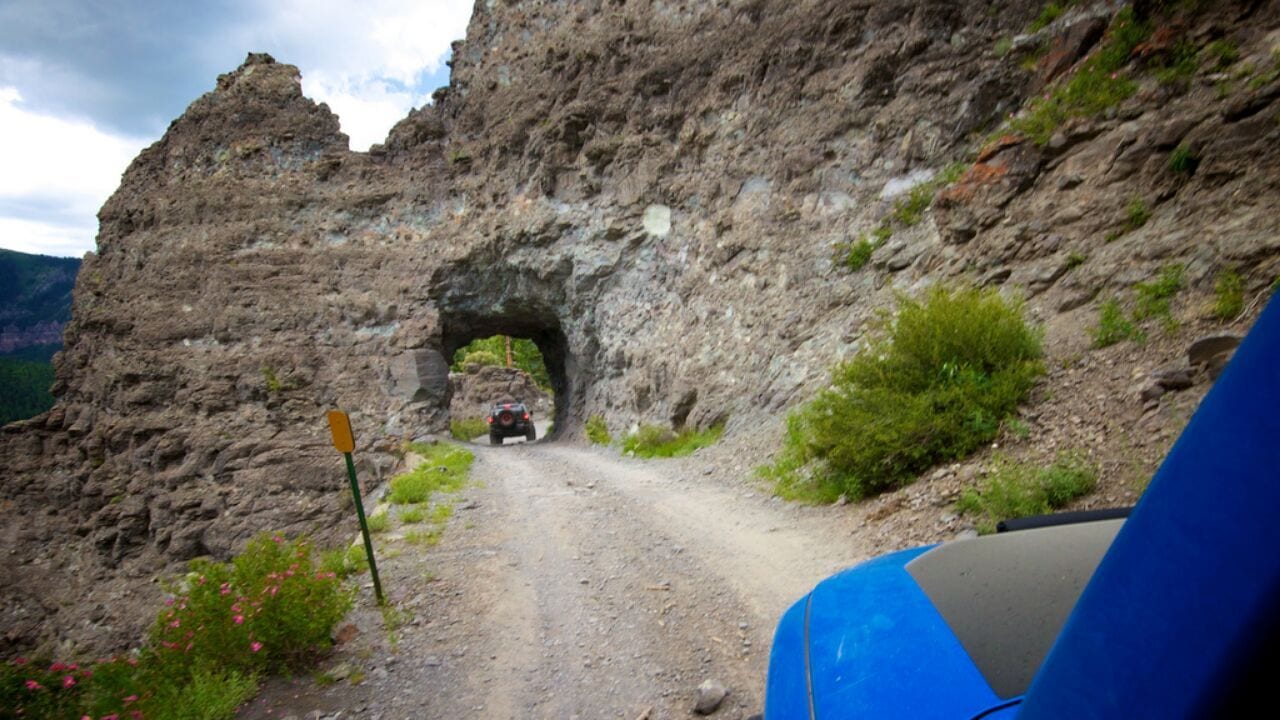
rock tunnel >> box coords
[428,262,589,441]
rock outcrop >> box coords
[3,1,1280,656]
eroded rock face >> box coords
[3,1,1280,656]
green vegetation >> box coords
[1168,143,1199,175]
[1092,297,1145,347]
[1134,263,1184,332]
[761,287,1044,502]
[1092,264,1185,346]
[1125,196,1152,231]
[319,544,369,579]
[585,414,612,445]
[957,452,1098,533]
[388,443,473,504]
[994,37,1014,57]
[366,510,389,533]
[1154,40,1199,85]
[449,416,488,441]
[839,164,965,272]
[0,356,54,425]
[1010,7,1150,145]
[399,505,425,524]
[1029,1,1072,33]
[1213,269,1244,321]
[623,422,726,459]
[451,335,551,390]
[1065,251,1088,271]
[0,249,79,327]
[1,534,352,719]
[1204,39,1240,69]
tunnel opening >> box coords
[449,334,556,443]
[438,301,573,443]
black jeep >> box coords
[486,401,536,444]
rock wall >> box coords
[3,1,1280,655]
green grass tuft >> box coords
[449,416,489,441]
[365,511,389,533]
[1168,143,1199,175]
[1213,269,1244,321]
[1011,7,1149,145]
[957,452,1098,534]
[761,286,1044,503]
[389,443,473,504]
[585,414,612,445]
[399,505,425,524]
[1092,297,1145,347]
[623,422,726,459]
[1125,196,1152,231]
[1133,263,1184,326]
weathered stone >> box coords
[1188,334,1243,367]
[693,678,728,715]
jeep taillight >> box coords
[486,417,493,424]
[523,413,530,420]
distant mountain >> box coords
[0,248,80,355]
[0,249,79,424]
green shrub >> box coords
[1154,40,1199,85]
[319,545,368,579]
[153,534,353,677]
[389,443,473,504]
[1065,251,1087,270]
[762,286,1044,502]
[1125,196,1152,230]
[449,416,488,441]
[623,422,725,458]
[1168,143,1200,175]
[459,350,501,372]
[366,511,389,533]
[1204,39,1240,69]
[1029,1,1069,33]
[957,452,1098,533]
[399,505,425,524]
[1092,297,1145,347]
[1012,7,1149,144]
[585,414,612,445]
[845,237,878,271]
[1133,263,1184,323]
[1,534,352,719]
[1213,269,1244,321]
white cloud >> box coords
[0,87,150,256]
[229,0,474,149]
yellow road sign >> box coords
[327,410,355,453]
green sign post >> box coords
[327,409,385,606]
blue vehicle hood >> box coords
[766,547,1004,719]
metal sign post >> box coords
[326,409,385,606]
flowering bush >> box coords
[1,533,352,719]
[151,534,353,677]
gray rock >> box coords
[694,678,729,715]
[1152,367,1193,391]
[1188,334,1242,368]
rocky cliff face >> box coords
[3,1,1280,656]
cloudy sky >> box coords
[0,0,475,258]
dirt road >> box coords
[239,441,866,720]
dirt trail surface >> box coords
[238,441,865,720]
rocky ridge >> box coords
[2,1,1280,656]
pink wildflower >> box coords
[63,675,76,688]
[220,582,231,596]
[250,641,263,652]
[272,535,283,543]
[25,679,42,690]
[169,619,181,628]
[165,597,174,606]
[50,661,67,671]
[123,694,138,704]
[234,614,245,625]
[14,657,26,665]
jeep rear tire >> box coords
[526,426,536,442]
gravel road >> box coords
[238,440,866,720]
